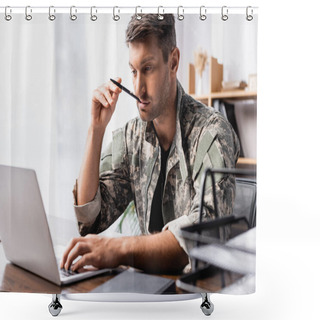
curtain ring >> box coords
[135,6,142,20]
[246,6,253,21]
[25,6,32,21]
[70,6,77,21]
[157,6,164,21]
[177,6,184,21]
[200,6,207,21]
[113,6,120,21]
[221,6,228,21]
[90,6,98,21]
[5,6,12,21]
[49,6,56,21]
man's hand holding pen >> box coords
[75,78,124,208]
[91,77,122,132]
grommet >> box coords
[49,6,56,21]
[200,6,207,21]
[90,6,98,21]
[157,6,164,21]
[177,6,184,21]
[221,6,228,21]
[113,6,120,21]
[70,6,77,21]
[5,6,12,21]
[135,6,142,20]
[25,6,32,21]
[246,6,253,21]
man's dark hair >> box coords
[125,14,176,63]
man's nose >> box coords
[134,73,146,99]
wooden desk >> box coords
[0,242,196,295]
[0,215,239,295]
[0,216,188,295]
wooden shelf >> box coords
[188,56,257,170]
[236,158,256,175]
[189,56,257,104]
[237,157,256,166]
[191,90,257,101]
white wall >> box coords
[176,14,258,94]
[176,14,258,158]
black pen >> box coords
[110,78,141,103]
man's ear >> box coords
[170,47,180,74]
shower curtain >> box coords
[0,5,258,305]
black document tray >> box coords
[180,215,249,254]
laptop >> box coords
[0,165,116,286]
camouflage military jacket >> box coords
[74,81,240,253]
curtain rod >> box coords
[0,6,258,14]
[1,6,258,22]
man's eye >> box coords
[131,70,137,76]
[145,66,152,72]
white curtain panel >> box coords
[0,12,257,221]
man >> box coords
[61,14,240,274]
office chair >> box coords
[233,178,257,229]
[197,168,256,236]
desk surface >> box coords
[0,216,244,295]
[0,216,187,295]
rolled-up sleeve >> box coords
[163,215,193,254]
[73,181,102,227]
[72,126,134,236]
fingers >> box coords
[92,78,122,110]
[66,242,91,271]
[59,235,120,272]
[60,237,79,269]
[93,90,108,108]
[71,253,96,272]
[90,77,123,129]
[114,77,122,84]
[60,237,90,270]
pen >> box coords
[110,78,141,103]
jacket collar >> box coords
[144,80,188,182]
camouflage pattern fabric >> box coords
[73,80,240,253]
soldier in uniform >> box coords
[61,14,240,274]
